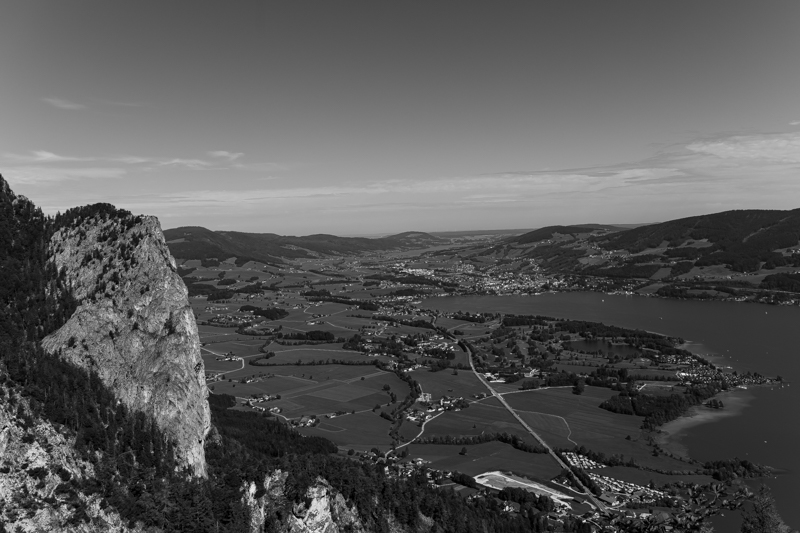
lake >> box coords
[423,292,800,529]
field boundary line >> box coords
[514,409,578,446]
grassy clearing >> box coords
[503,387,695,471]
[599,466,713,488]
[411,369,487,400]
[421,401,531,442]
[197,324,239,339]
[266,364,388,382]
[211,364,412,415]
[273,391,389,415]
[409,442,562,481]
[325,314,371,330]
[261,349,374,366]
[516,412,575,449]
[490,382,534,394]
[300,411,393,450]
[504,386,642,446]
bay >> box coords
[423,292,800,529]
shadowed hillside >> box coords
[164,226,445,263]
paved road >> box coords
[461,341,606,512]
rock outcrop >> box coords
[41,212,210,476]
[0,390,143,532]
[244,470,368,533]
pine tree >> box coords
[740,485,791,533]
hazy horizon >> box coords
[3,1,800,235]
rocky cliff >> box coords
[0,386,145,532]
[41,211,210,477]
[243,470,371,533]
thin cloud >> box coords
[43,97,86,110]
[2,151,217,169]
[110,155,153,164]
[686,131,800,163]
[3,149,288,172]
[208,150,244,161]
[3,150,95,163]
[157,158,211,170]
[790,121,800,126]
[5,166,125,184]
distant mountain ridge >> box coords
[164,226,445,262]
[505,209,800,276]
[597,209,800,254]
[505,225,623,245]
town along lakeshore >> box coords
[423,292,800,530]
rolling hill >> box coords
[484,210,800,281]
[592,209,800,273]
[164,226,445,263]
[505,225,622,245]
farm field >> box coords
[599,466,713,488]
[212,363,410,418]
[300,411,394,451]
[448,345,470,367]
[410,369,487,400]
[408,442,562,482]
[197,324,240,340]
[420,401,532,442]
[203,339,264,356]
[503,387,695,470]
[504,386,642,446]
[259,347,376,365]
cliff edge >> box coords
[41,210,210,476]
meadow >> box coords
[300,411,394,452]
[410,368,488,400]
[502,387,695,470]
[420,400,532,442]
[408,442,562,481]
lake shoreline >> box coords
[654,388,754,460]
[422,292,799,528]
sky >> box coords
[2,1,800,236]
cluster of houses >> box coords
[419,395,469,413]
[291,415,319,428]
[675,363,778,388]
[245,403,282,414]
[351,450,441,488]
[414,334,455,356]
[471,270,547,295]
[587,473,666,506]
[247,393,280,402]
[206,314,251,327]
[482,367,539,382]
[215,352,241,362]
[405,409,435,424]
[563,452,606,470]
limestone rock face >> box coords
[244,470,368,533]
[0,393,142,532]
[41,213,210,476]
